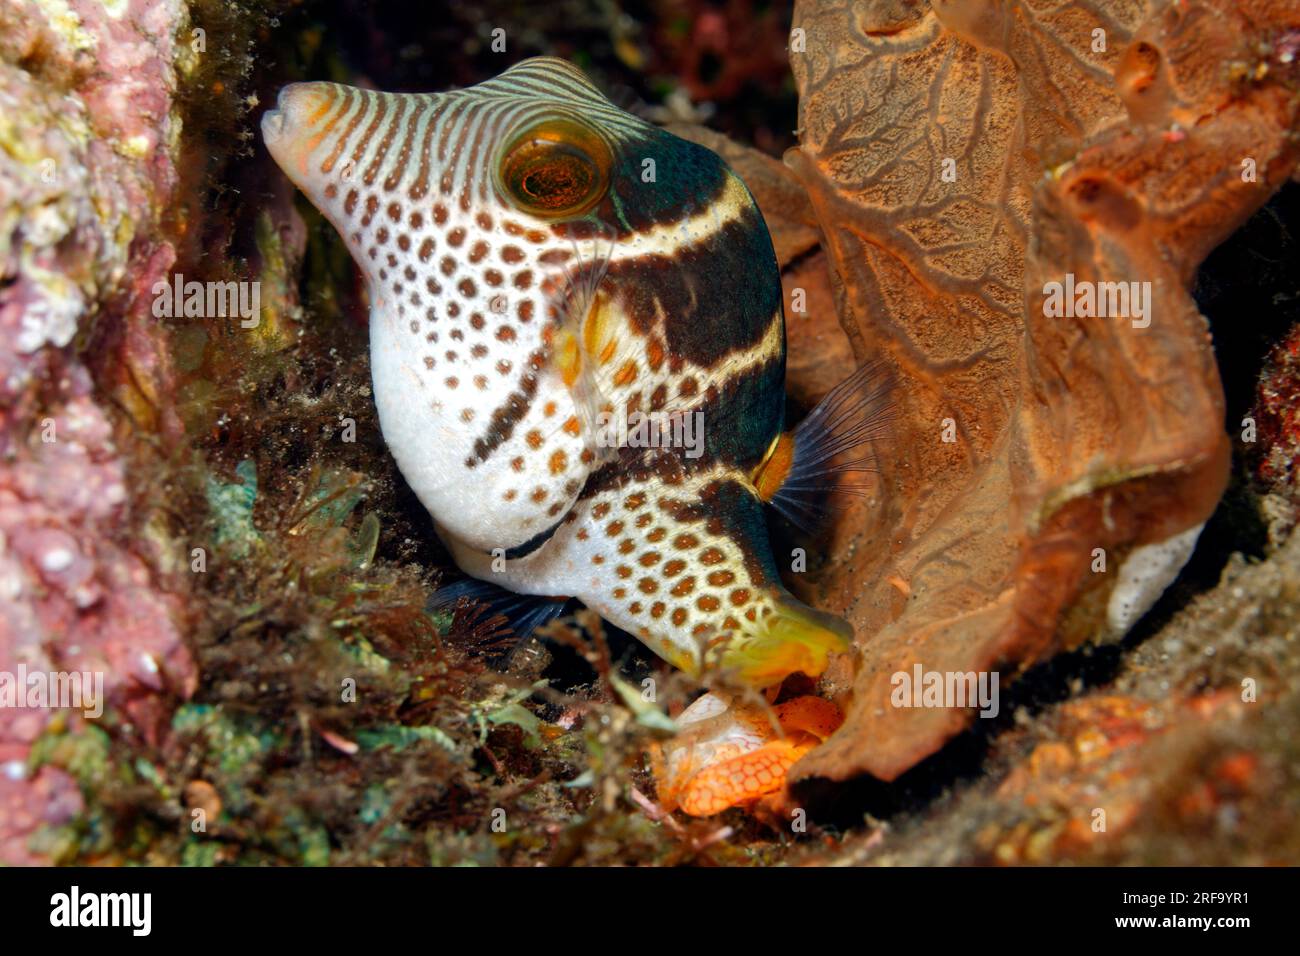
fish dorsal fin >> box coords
[753,361,894,535]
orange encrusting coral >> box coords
[659,694,844,816]
[679,739,808,816]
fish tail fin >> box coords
[718,595,853,688]
[753,361,894,534]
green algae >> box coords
[28,719,113,787]
[610,673,679,734]
[27,720,154,864]
[355,724,458,754]
[205,458,259,558]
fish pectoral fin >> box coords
[546,228,622,464]
[755,360,894,534]
[561,332,619,466]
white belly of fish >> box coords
[369,299,590,553]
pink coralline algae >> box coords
[0,0,196,864]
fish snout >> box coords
[261,82,343,174]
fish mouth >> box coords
[260,83,332,160]
[259,83,299,147]
[260,105,285,143]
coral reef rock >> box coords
[0,0,195,865]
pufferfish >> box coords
[262,57,888,813]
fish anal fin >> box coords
[427,577,571,664]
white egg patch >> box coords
[1106,521,1205,636]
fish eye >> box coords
[496,116,612,218]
